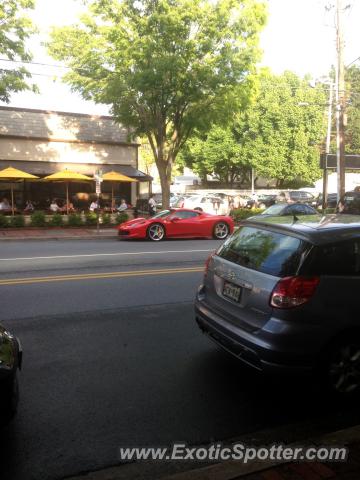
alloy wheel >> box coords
[148,223,165,241]
[328,343,360,394]
[214,222,229,240]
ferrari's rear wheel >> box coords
[213,222,229,240]
[147,223,165,241]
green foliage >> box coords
[181,71,326,187]
[234,71,326,186]
[0,215,9,228]
[181,125,249,186]
[230,208,264,222]
[0,0,38,102]
[102,213,111,226]
[47,0,267,206]
[48,213,63,226]
[115,213,129,225]
[85,212,97,226]
[9,215,25,227]
[67,214,83,227]
[30,211,46,227]
[345,66,360,154]
[323,207,336,214]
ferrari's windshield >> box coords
[153,210,171,219]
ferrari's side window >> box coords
[174,211,199,219]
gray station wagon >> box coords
[195,214,360,394]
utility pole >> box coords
[336,0,346,199]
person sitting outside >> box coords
[148,195,157,216]
[251,192,259,208]
[24,200,34,214]
[60,202,75,214]
[0,197,11,212]
[117,198,128,212]
[89,200,99,212]
[49,199,61,213]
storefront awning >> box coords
[0,160,152,182]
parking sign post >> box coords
[94,169,103,233]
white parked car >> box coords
[182,195,230,215]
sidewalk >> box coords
[162,425,360,480]
[65,425,360,480]
[0,227,118,241]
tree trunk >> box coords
[156,158,172,209]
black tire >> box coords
[147,223,165,241]
[321,336,360,396]
[213,222,230,240]
[0,373,19,425]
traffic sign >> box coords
[96,179,101,195]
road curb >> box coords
[160,424,360,480]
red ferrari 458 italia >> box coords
[117,208,234,241]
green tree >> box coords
[181,125,251,186]
[345,65,360,155]
[47,0,267,207]
[235,71,327,187]
[181,71,326,188]
[0,0,37,102]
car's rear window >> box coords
[217,226,310,277]
[262,204,285,215]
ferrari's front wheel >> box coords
[147,223,165,241]
[213,222,230,240]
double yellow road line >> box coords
[0,266,204,287]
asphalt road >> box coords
[0,239,359,480]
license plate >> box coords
[222,281,241,302]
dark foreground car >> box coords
[277,190,317,206]
[0,324,22,425]
[195,214,360,394]
[338,191,360,215]
[246,194,277,209]
[316,192,338,209]
[118,208,234,241]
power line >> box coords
[0,57,71,70]
[346,56,360,68]
[0,67,57,79]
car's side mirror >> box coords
[171,216,180,222]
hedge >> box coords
[30,211,46,227]
[114,212,129,225]
[0,215,8,228]
[230,208,265,223]
[9,215,25,228]
[48,213,63,226]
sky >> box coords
[1,0,360,115]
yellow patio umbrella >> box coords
[102,171,138,210]
[0,166,39,215]
[42,169,93,215]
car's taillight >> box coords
[204,252,216,276]
[270,276,320,309]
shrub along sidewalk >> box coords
[0,211,129,229]
[0,227,119,240]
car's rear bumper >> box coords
[195,299,314,374]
